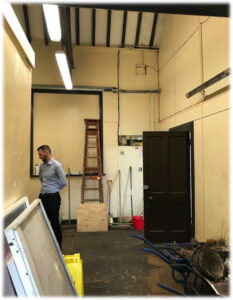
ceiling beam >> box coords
[60,7,74,73]
[149,13,158,48]
[75,7,80,45]
[121,10,127,48]
[23,5,31,43]
[92,8,96,46]
[135,11,142,48]
[66,7,74,69]
[41,6,49,46]
[61,7,65,47]
[106,9,111,47]
[74,4,229,17]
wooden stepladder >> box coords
[81,119,103,203]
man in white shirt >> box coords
[37,145,67,248]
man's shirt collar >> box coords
[43,158,54,165]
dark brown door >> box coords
[143,131,191,243]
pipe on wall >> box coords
[186,68,230,99]
[32,84,161,93]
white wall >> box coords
[118,147,143,217]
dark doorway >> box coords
[143,131,191,243]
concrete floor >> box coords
[61,227,184,296]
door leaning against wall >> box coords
[143,130,192,243]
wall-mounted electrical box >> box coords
[136,64,146,75]
[119,135,143,146]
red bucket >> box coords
[133,216,144,230]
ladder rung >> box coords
[85,119,99,124]
[84,172,98,175]
[82,119,102,204]
[84,175,101,179]
[85,167,99,171]
[84,199,102,202]
[87,127,97,131]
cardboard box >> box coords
[77,203,108,232]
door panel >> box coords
[169,136,188,192]
[143,131,191,243]
[146,134,167,194]
[147,203,166,230]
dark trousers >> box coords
[39,192,62,248]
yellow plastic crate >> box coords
[63,253,84,296]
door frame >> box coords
[169,121,195,238]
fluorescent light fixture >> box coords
[42,4,61,41]
[1,3,35,67]
[55,52,73,90]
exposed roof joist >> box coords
[106,9,111,47]
[23,5,31,43]
[149,13,158,48]
[135,12,142,48]
[76,4,229,18]
[41,6,49,46]
[60,7,74,72]
[75,7,80,45]
[92,8,96,46]
[121,10,127,48]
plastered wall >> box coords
[3,21,32,209]
[29,41,158,219]
[156,15,230,243]
[3,12,230,243]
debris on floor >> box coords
[170,238,230,283]
[132,234,230,296]
[192,244,225,282]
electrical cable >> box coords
[159,17,211,73]
[157,51,160,123]
[117,50,121,145]
[158,17,212,122]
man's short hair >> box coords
[37,145,51,154]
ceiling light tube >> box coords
[1,3,35,67]
[55,52,73,90]
[42,4,61,41]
